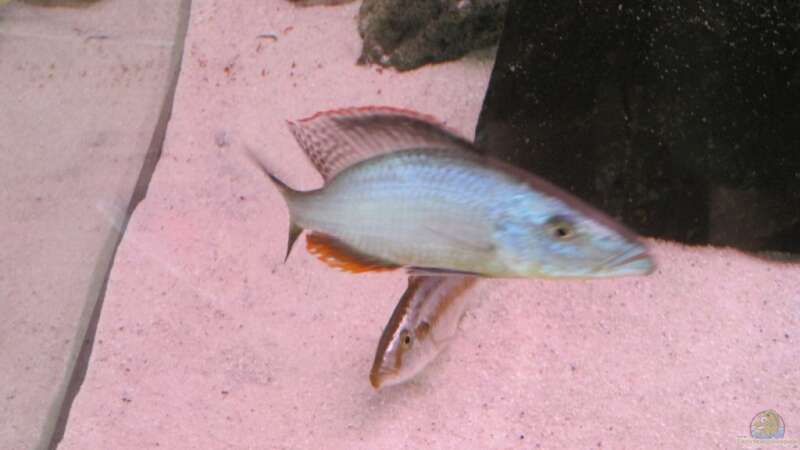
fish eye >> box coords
[400,331,413,348]
[545,216,576,240]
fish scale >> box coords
[293,150,501,272]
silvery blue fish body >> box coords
[253,107,654,278]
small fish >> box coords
[370,275,477,389]
[251,106,654,278]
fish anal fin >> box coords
[306,232,399,273]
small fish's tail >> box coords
[244,149,303,262]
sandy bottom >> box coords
[60,1,799,449]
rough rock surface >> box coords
[358,0,506,71]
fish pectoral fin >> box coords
[306,232,400,273]
[430,335,457,349]
[406,267,482,277]
[423,224,496,254]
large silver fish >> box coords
[370,275,477,389]
[252,106,654,277]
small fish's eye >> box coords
[400,331,413,348]
[545,216,576,240]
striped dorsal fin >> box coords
[286,106,480,181]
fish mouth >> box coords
[369,368,403,390]
[596,245,655,276]
[369,370,385,390]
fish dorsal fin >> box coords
[306,232,400,273]
[287,106,482,181]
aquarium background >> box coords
[0,1,797,449]
[477,2,800,253]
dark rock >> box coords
[476,1,800,253]
[358,0,507,71]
